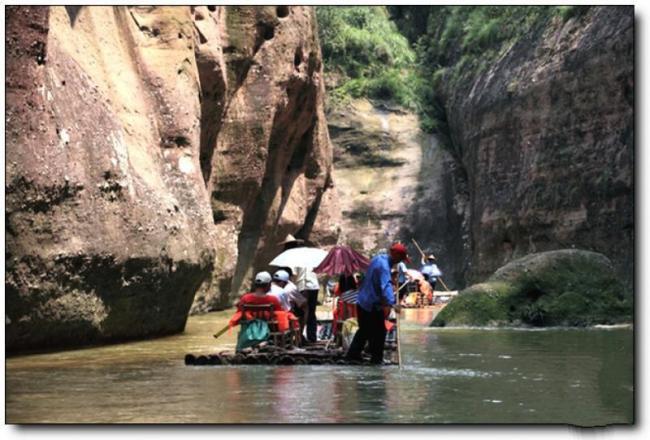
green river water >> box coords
[6,308,633,425]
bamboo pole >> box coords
[212,324,230,340]
[395,305,402,368]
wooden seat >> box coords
[240,303,298,349]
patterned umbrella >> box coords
[314,245,370,276]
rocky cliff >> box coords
[5,5,338,352]
[327,98,468,286]
[189,5,340,312]
[328,99,420,254]
[408,6,634,288]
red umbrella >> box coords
[314,245,370,276]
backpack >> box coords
[236,319,270,352]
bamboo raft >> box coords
[185,319,399,366]
[401,290,458,309]
[185,344,398,366]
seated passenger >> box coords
[229,271,285,329]
[238,271,282,310]
[418,278,434,305]
[269,270,293,311]
[335,274,358,296]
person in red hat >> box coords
[345,242,409,364]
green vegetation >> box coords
[403,7,557,138]
[387,6,592,151]
[316,6,419,109]
[317,6,593,145]
[432,250,633,327]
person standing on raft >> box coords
[420,253,442,291]
[346,242,408,364]
[277,234,320,343]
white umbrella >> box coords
[269,247,327,268]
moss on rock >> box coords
[432,249,633,327]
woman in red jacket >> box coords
[229,271,296,332]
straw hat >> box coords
[278,234,304,245]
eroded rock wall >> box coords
[5,6,216,352]
[438,7,634,286]
[5,5,339,351]
[327,98,469,287]
[328,99,421,254]
[190,5,339,312]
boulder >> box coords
[5,5,339,352]
[5,6,216,352]
[431,249,632,327]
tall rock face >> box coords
[428,7,634,287]
[328,99,422,254]
[327,98,468,286]
[5,5,338,352]
[190,5,339,312]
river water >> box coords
[6,308,633,425]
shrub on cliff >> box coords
[431,249,632,327]
[388,6,592,149]
[316,6,418,109]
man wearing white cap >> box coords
[270,270,293,311]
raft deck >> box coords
[185,341,398,366]
[186,318,399,366]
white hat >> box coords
[273,270,290,282]
[254,271,272,285]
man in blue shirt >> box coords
[346,242,409,364]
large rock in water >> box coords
[431,250,633,327]
[5,6,339,352]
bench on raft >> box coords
[239,303,302,348]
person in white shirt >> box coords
[269,270,292,311]
[420,254,442,291]
[294,266,320,343]
[276,234,320,342]
[283,270,306,311]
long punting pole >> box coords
[395,306,402,368]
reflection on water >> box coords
[6,308,633,425]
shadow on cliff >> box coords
[230,72,323,296]
[64,6,82,26]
